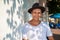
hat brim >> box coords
[28,6,45,13]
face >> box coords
[31,8,42,20]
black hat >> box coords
[28,3,45,13]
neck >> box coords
[29,19,41,26]
[32,19,40,22]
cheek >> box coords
[39,14,42,17]
[32,13,36,17]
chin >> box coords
[34,18,39,20]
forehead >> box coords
[32,8,41,12]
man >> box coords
[22,3,54,40]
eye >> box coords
[38,12,41,14]
[38,12,40,14]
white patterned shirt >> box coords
[22,21,53,40]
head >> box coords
[31,8,42,20]
[28,3,45,20]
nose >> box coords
[36,12,40,16]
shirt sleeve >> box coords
[46,25,53,37]
[22,24,28,39]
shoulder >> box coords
[23,22,28,26]
[22,22,29,32]
[41,21,51,30]
[41,21,49,26]
[22,22,30,30]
